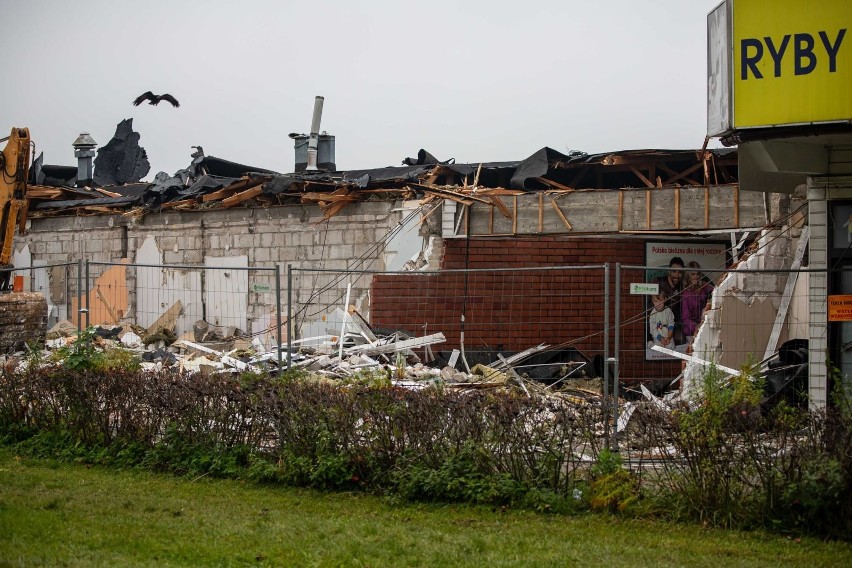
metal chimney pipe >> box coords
[72,132,97,187]
[306,96,324,171]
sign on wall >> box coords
[644,241,728,361]
[707,0,732,136]
[829,295,852,322]
[708,0,852,134]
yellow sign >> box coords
[733,0,852,128]
[828,295,852,321]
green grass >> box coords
[0,450,850,567]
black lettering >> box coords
[819,28,847,72]
[795,33,817,75]
[741,38,764,79]
[765,35,790,77]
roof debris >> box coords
[26,120,739,220]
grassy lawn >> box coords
[0,450,849,567]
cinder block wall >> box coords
[18,202,406,337]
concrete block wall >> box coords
[17,202,409,340]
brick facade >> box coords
[372,236,681,380]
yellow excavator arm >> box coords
[0,127,30,290]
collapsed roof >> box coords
[26,120,738,220]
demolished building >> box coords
[8,117,807,395]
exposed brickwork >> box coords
[372,237,680,380]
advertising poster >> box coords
[645,241,728,361]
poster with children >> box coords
[645,241,728,361]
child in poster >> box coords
[649,292,675,347]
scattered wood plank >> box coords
[535,177,575,191]
[512,196,518,234]
[146,300,182,335]
[675,187,680,229]
[549,198,572,230]
[300,192,359,203]
[160,198,199,210]
[96,287,119,324]
[646,189,652,230]
[489,195,512,219]
[629,166,656,189]
[763,226,809,360]
[424,190,474,206]
[202,176,271,203]
[660,162,702,186]
[221,186,263,208]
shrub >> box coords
[1,361,850,537]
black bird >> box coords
[133,91,180,108]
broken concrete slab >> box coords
[46,319,78,339]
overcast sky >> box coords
[5,0,723,179]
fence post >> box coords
[76,259,83,331]
[65,263,70,327]
[603,262,610,448]
[287,264,293,370]
[275,264,282,369]
[84,260,90,329]
[613,262,621,452]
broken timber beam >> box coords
[629,166,656,189]
[221,186,264,208]
[549,198,572,231]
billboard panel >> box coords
[707,0,732,136]
[644,242,728,361]
[731,0,852,129]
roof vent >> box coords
[72,132,97,187]
[290,96,335,172]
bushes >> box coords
[639,365,852,538]
[1,360,850,538]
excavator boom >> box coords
[0,127,30,290]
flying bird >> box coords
[132,91,180,108]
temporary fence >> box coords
[8,258,845,419]
[82,261,283,362]
[288,264,611,377]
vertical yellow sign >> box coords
[733,0,852,128]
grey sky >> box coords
[5,0,723,179]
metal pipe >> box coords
[310,96,324,135]
[603,262,610,448]
[287,264,293,370]
[84,260,90,329]
[275,264,282,369]
[306,96,324,171]
[76,259,82,331]
[613,262,621,452]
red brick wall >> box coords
[371,236,680,380]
